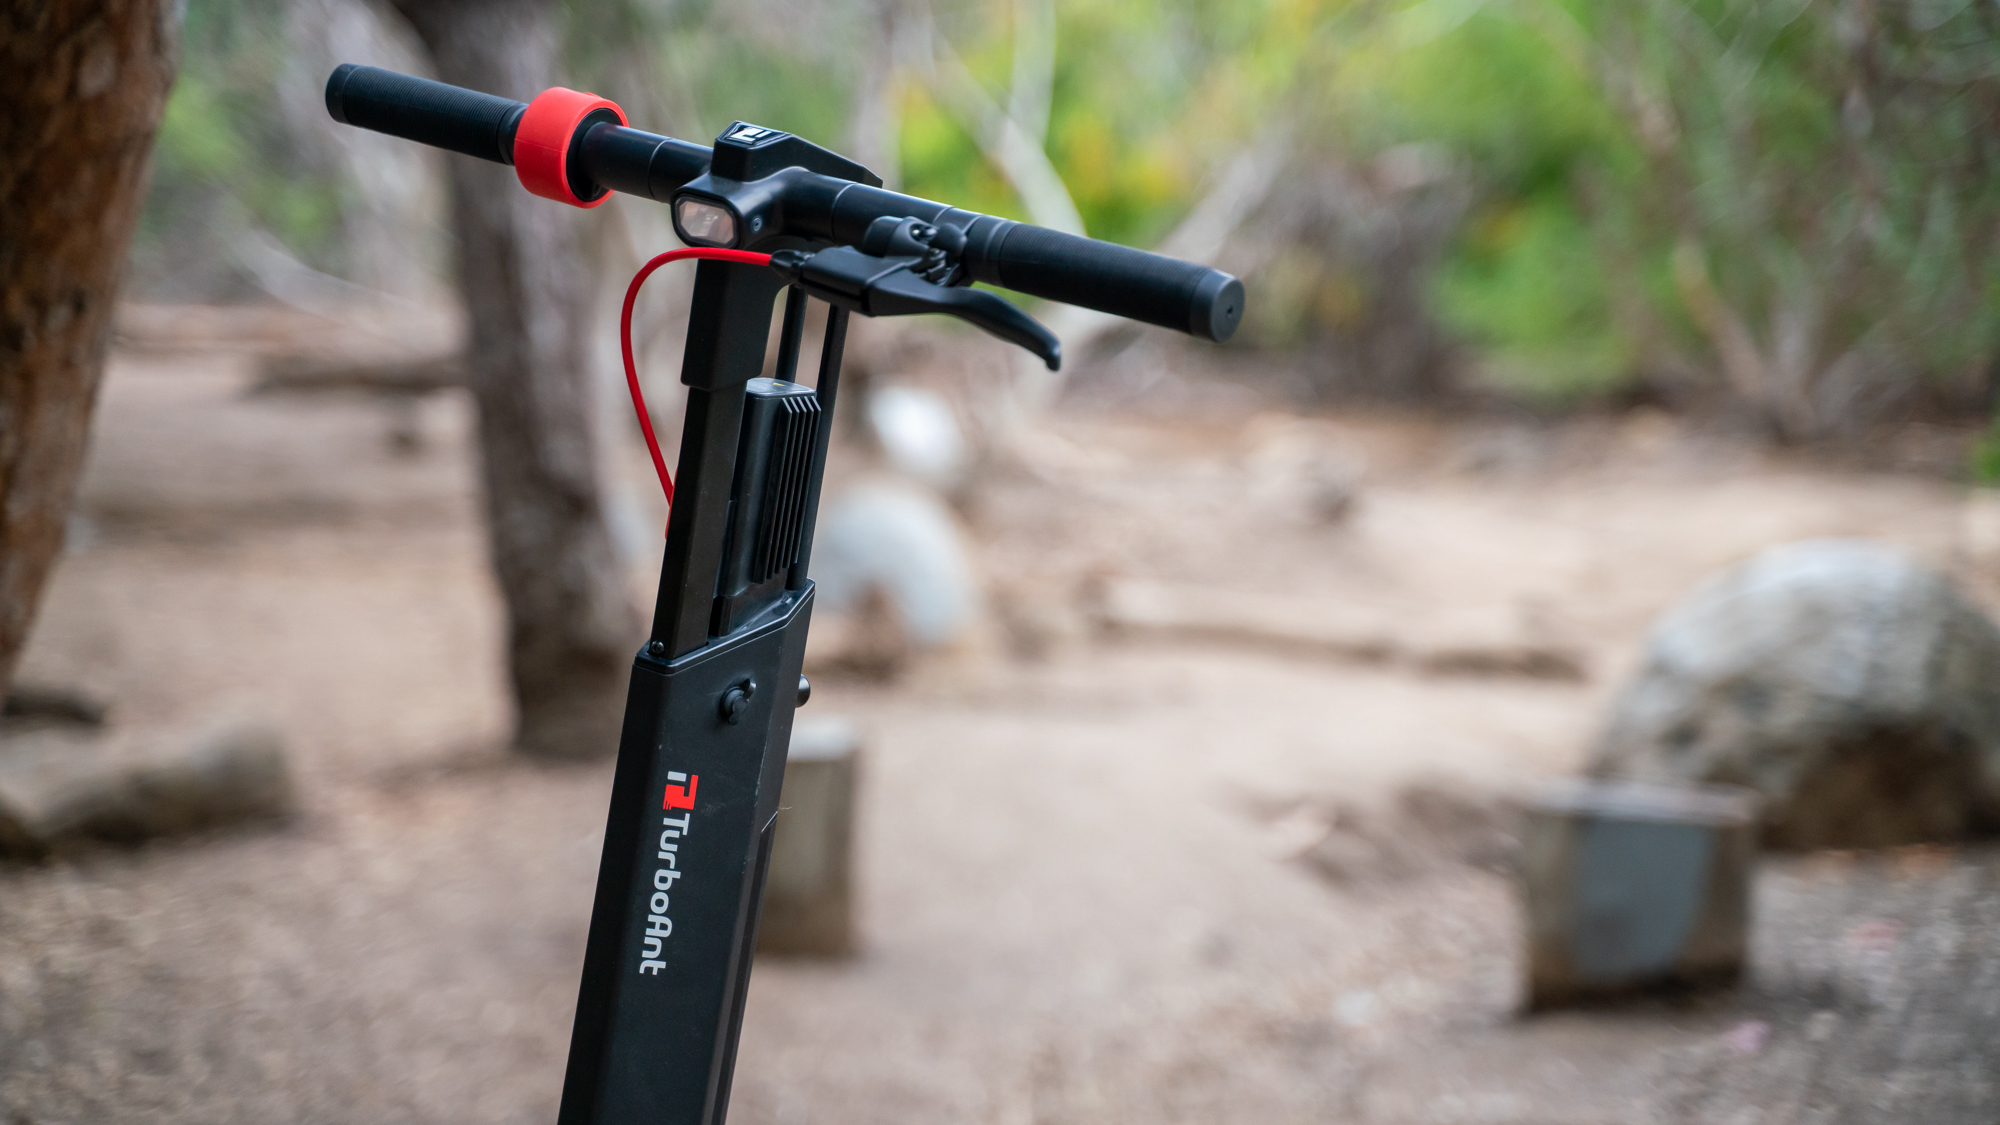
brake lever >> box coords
[769,246,1062,371]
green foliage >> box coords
[1257,0,2000,416]
[139,0,2000,430]
[899,90,1022,224]
[137,0,347,290]
[155,75,249,182]
[1331,3,1622,195]
[896,0,1285,247]
[1975,416,2000,485]
[1433,195,1628,401]
[1316,2,1642,401]
[569,0,878,151]
[655,29,857,145]
[1580,0,2000,432]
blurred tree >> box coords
[389,0,641,760]
[0,1,180,702]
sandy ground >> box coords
[2,327,1997,1123]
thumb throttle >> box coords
[769,247,1062,371]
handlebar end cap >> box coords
[324,63,357,124]
[1190,271,1245,343]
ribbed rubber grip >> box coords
[325,63,526,165]
[968,222,1245,342]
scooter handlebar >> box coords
[325,64,1245,342]
[965,221,1242,342]
[326,63,524,165]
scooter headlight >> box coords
[674,197,738,248]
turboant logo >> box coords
[639,770,699,976]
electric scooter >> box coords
[323,63,1244,1125]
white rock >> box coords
[868,385,967,488]
[810,480,979,648]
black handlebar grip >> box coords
[325,63,526,165]
[965,222,1245,342]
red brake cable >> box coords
[621,248,774,506]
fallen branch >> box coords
[0,715,294,858]
[1090,577,1588,682]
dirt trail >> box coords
[2,337,1995,1123]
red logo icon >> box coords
[663,772,699,810]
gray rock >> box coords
[1591,539,2000,848]
[0,716,294,857]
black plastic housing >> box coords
[557,260,849,1125]
[557,590,812,1125]
[711,378,820,635]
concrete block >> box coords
[1521,778,1757,1009]
[758,716,859,956]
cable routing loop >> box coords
[621,249,774,512]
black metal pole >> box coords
[788,306,847,589]
[651,260,789,657]
[772,285,807,384]
[558,260,809,1125]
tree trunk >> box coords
[0,1,179,702]
[391,0,641,760]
